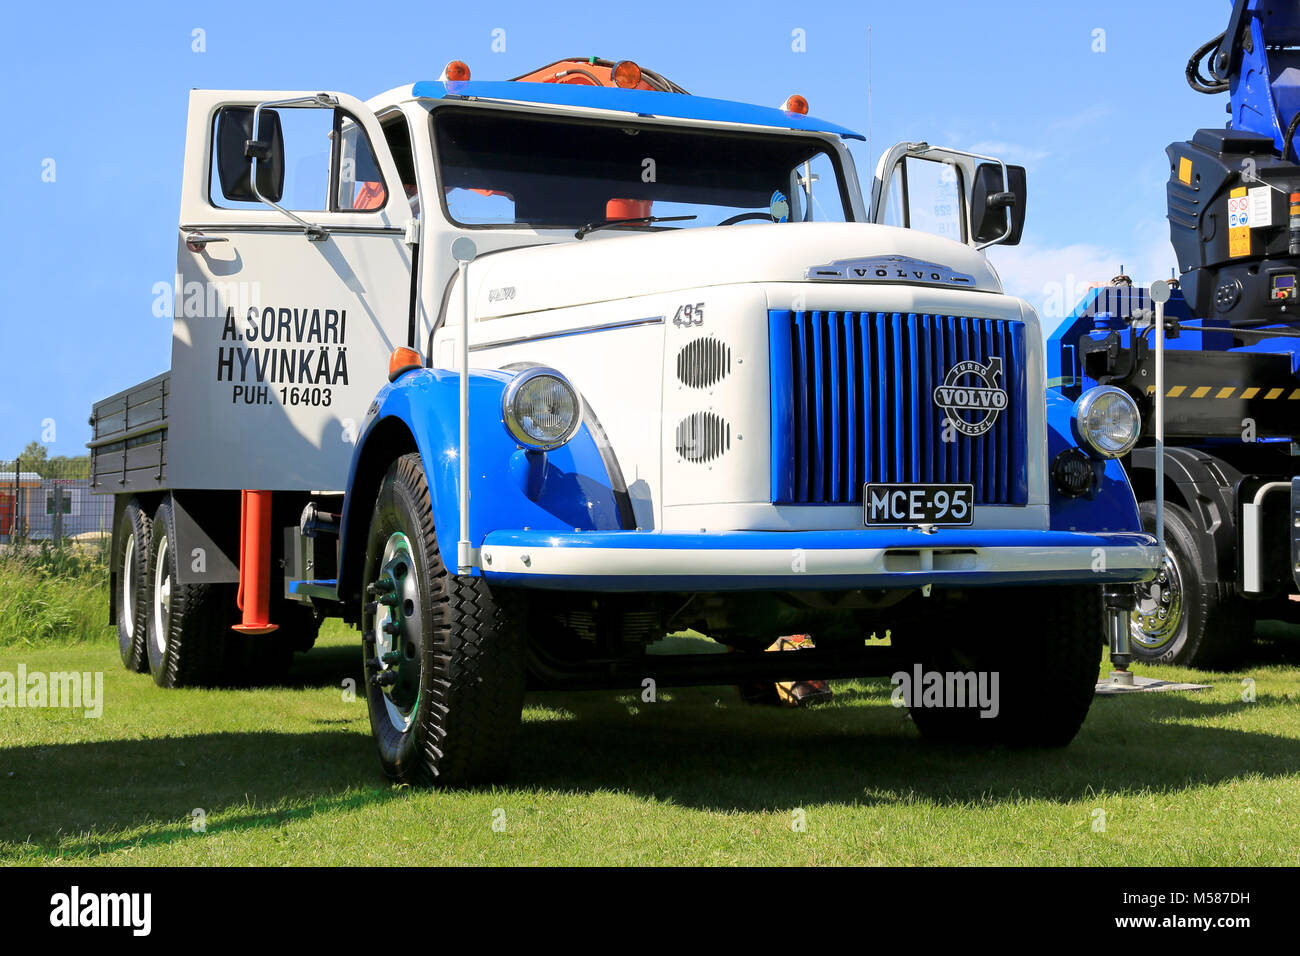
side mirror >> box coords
[215,107,285,204]
[970,162,1027,246]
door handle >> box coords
[182,231,229,253]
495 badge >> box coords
[864,483,974,527]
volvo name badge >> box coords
[804,255,976,287]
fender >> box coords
[1045,390,1142,533]
[336,367,627,605]
[1128,445,1240,583]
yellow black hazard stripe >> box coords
[1144,385,1300,399]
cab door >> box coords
[870,142,1027,250]
[170,90,415,491]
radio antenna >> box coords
[867,26,874,176]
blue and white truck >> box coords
[91,57,1160,785]
[1050,0,1300,669]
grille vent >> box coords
[676,337,732,388]
[676,411,731,463]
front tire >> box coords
[145,496,233,688]
[895,586,1102,747]
[114,498,152,672]
[1130,501,1250,669]
[362,453,525,787]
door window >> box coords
[882,156,965,242]
[209,106,388,212]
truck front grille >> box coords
[769,310,1029,506]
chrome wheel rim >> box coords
[369,532,422,733]
[1130,546,1184,651]
[152,534,170,659]
[122,532,137,639]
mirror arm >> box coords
[249,94,339,242]
[972,155,1012,252]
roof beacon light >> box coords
[612,60,642,88]
[441,60,471,82]
[782,94,809,115]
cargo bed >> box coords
[88,372,169,493]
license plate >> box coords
[864,483,974,526]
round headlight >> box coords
[1074,386,1141,459]
[502,367,582,450]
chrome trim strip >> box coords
[480,543,1163,579]
[179,224,405,236]
[470,315,664,351]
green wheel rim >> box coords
[369,532,422,733]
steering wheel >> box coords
[717,212,776,226]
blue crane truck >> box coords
[1050,0,1300,668]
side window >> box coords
[372,115,420,216]
[209,106,388,212]
[337,118,388,211]
[887,156,964,241]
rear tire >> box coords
[145,496,233,688]
[114,499,152,672]
[362,453,525,787]
[1130,501,1250,669]
[895,586,1102,747]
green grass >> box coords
[2,581,1300,864]
[0,548,112,648]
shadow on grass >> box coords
[6,625,1299,858]
[277,642,364,690]
[0,726,395,859]
[506,682,1300,812]
[1244,620,1300,667]
[7,682,1300,861]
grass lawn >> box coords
[3,614,1300,866]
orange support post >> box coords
[233,489,279,635]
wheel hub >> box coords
[1130,546,1184,650]
[122,532,137,638]
[367,533,422,732]
[151,535,170,659]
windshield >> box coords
[431,107,852,231]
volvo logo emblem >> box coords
[803,255,976,287]
[933,357,1007,437]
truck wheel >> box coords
[1131,501,1249,669]
[896,586,1102,747]
[145,496,232,688]
[361,453,525,787]
[114,499,152,672]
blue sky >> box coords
[0,0,1230,457]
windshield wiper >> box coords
[575,215,696,239]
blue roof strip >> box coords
[410,80,865,141]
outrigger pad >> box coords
[1094,675,1211,696]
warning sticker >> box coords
[1229,186,1251,257]
[1248,186,1273,228]
[1178,157,1193,186]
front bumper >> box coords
[478,528,1161,592]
